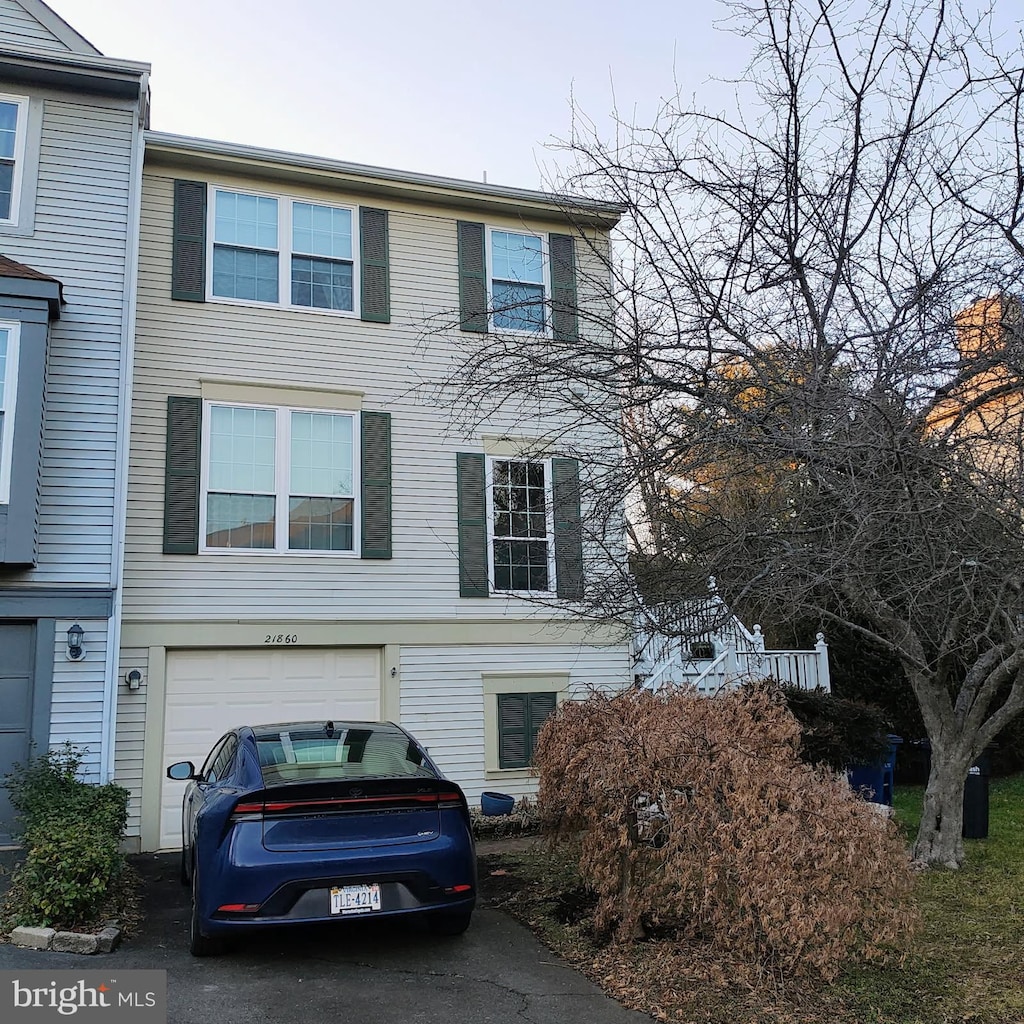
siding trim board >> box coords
[0,587,114,617]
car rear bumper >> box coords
[197,827,476,935]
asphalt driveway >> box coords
[2,853,651,1024]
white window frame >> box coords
[198,400,361,556]
[486,227,551,337]
[0,94,29,227]
[0,321,20,505]
[206,185,361,317]
[485,455,556,595]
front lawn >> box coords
[479,775,1024,1024]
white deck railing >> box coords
[642,631,831,695]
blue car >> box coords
[166,719,476,956]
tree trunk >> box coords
[911,744,972,868]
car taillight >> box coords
[443,884,473,894]
[232,792,464,817]
[217,903,261,913]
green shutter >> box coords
[163,397,202,554]
[498,691,557,769]
[456,452,489,597]
[498,693,528,768]
[552,458,583,599]
[528,692,558,755]
[172,180,207,302]
[457,221,488,333]
[549,233,578,341]
[361,411,392,558]
[360,207,390,323]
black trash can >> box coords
[963,753,990,839]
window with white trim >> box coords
[488,229,547,333]
[488,458,554,592]
[210,189,358,313]
[201,402,359,553]
[0,95,28,225]
[0,322,19,504]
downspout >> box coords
[100,73,148,784]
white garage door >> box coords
[159,647,381,849]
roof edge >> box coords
[144,131,625,226]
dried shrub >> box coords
[534,685,917,985]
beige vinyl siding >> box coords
[399,643,630,803]
[49,618,109,783]
[2,94,136,587]
[114,645,149,838]
[0,0,72,53]
[124,170,611,619]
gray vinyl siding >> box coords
[1,94,135,587]
[399,643,629,803]
[125,170,613,620]
[48,617,109,783]
[0,0,72,53]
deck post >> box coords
[815,631,830,691]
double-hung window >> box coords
[210,189,357,313]
[489,230,547,333]
[0,322,19,504]
[0,95,27,225]
[202,402,358,553]
[489,458,553,592]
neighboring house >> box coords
[0,0,148,841]
[115,133,630,851]
[928,294,1024,471]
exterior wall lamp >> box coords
[66,623,85,661]
[125,669,142,690]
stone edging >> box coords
[10,925,121,955]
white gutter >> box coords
[100,73,147,784]
[144,131,625,224]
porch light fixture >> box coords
[125,669,142,691]
[66,623,85,661]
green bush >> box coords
[778,685,892,771]
[2,742,129,929]
[9,821,123,928]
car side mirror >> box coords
[166,760,197,781]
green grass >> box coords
[838,775,1024,1024]
[480,774,1024,1024]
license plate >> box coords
[331,883,382,915]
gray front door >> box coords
[0,622,35,843]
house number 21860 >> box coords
[264,634,298,644]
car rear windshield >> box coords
[254,726,437,783]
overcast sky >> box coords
[47,1,1024,193]
[47,0,757,190]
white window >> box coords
[488,229,548,334]
[487,458,554,592]
[209,189,358,314]
[0,94,28,226]
[200,402,359,554]
[0,322,19,504]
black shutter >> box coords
[163,397,201,554]
[361,411,392,559]
[552,458,583,599]
[549,233,578,341]
[360,207,390,323]
[457,221,488,333]
[498,693,528,768]
[456,452,489,597]
[172,180,207,302]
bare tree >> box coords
[434,0,1024,868]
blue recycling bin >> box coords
[847,735,902,805]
